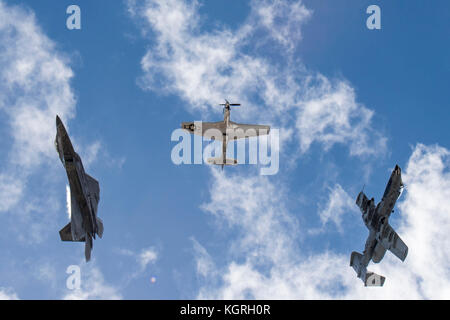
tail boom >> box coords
[350,251,385,287]
[207,158,238,166]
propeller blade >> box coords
[219,101,240,106]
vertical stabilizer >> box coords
[85,234,93,262]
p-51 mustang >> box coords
[181,100,270,169]
[55,115,104,262]
[350,165,408,286]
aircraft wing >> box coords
[356,192,375,216]
[85,174,100,200]
[227,122,270,140]
[85,173,100,214]
[378,223,408,262]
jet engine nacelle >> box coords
[372,242,387,263]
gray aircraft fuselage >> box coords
[55,115,103,261]
[351,165,408,286]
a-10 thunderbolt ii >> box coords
[55,115,103,262]
[350,165,408,286]
[181,100,270,169]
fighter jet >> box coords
[181,100,270,169]
[55,115,103,262]
[350,165,408,286]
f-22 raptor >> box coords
[55,115,104,262]
[350,165,408,286]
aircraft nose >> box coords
[56,115,62,127]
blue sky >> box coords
[0,0,449,299]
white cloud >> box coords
[192,238,216,279]
[297,77,386,156]
[201,168,298,263]
[117,246,158,272]
[195,144,450,299]
[0,1,76,167]
[138,248,158,271]
[76,140,126,170]
[252,0,311,50]
[0,173,23,212]
[0,287,19,300]
[12,194,61,244]
[115,246,159,284]
[395,144,450,299]
[35,262,59,290]
[314,183,358,233]
[63,264,122,300]
[129,0,449,300]
[81,141,101,168]
[129,0,385,158]
[0,0,76,212]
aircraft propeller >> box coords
[219,99,241,107]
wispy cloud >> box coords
[311,183,358,234]
[78,140,126,170]
[138,248,158,271]
[0,0,75,221]
[63,262,122,300]
[0,1,76,169]
[194,143,450,299]
[0,173,23,212]
[129,0,448,299]
[395,144,450,298]
[116,246,159,284]
[129,0,385,158]
[0,287,19,300]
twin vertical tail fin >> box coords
[85,218,103,262]
[85,234,93,262]
[364,272,386,287]
[350,251,385,287]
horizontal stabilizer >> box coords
[96,217,104,238]
[59,223,84,242]
[351,251,385,286]
[364,272,386,287]
[350,251,364,277]
[207,158,238,166]
[59,223,73,241]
